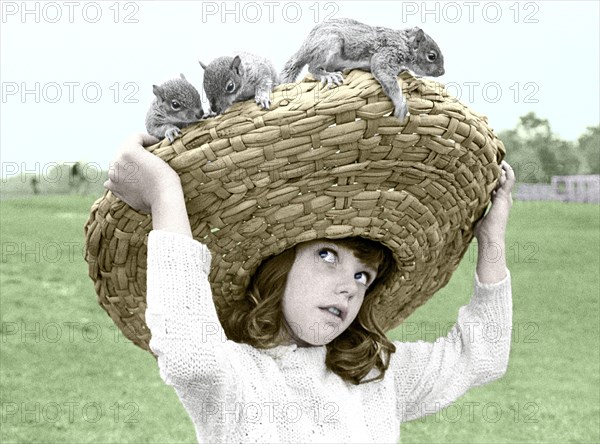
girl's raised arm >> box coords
[391,162,515,422]
[104,135,243,403]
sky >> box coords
[1,0,599,179]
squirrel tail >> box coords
[280,53,305,83]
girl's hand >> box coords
[474,161,515,242]
[474,161,515,283]
[103,134,179,213]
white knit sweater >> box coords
[146,230,512,444]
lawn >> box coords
[1,195,598,443]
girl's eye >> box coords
[225,81,235,93]
[318,249,336,264]
[427,51,437,62]
[171,100,181,110]
[354,272,369,286]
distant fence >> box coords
[515,175,600,203]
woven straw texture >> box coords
[84,70,505,352]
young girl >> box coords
[105,134,515,443]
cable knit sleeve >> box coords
[145,229,241,398]
[392,270,512,422]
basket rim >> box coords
[84,70,504,351]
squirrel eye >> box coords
[171,100,181,110]
[225,81,235,93]
[427,51,437,62]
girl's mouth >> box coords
[320,306,343,321]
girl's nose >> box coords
[333,275,356,297]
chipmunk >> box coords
[145,74,203,143]
[199,52,280,115]
[280,18,445,121]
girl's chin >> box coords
[282,319,342,347]
[296,330,341,347]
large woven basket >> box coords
[84,70,505,351]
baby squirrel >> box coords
[280,18,445,121]
[199,52,280,115]
[145,74,203,143]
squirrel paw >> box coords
[393,101,409,121]
[319,71,344,88]
[255,94,271,110]
[164,127,181,143]
[204,110,218,118]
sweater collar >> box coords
[261,343,326,360]
[261,343,298,360]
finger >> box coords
[503,161,516,184]
[500,161,512,176]
[499,169,507,185]
[107,166,117,183]
[494,171,506,190]
[496,163,515,194]
[104,180,122,202]
[106,187,123,202]
[139,133,160,147]
[125,133,160,148]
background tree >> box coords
[576,125,600,174]
[501,112,590,182]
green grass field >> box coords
[1,195,599,443]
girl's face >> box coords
[281,240,378,346]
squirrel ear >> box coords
[180,73,187,81]
[199,60,207,70]
[152,85,165,101]
[231,55,242,75]
[409,27,425,45]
